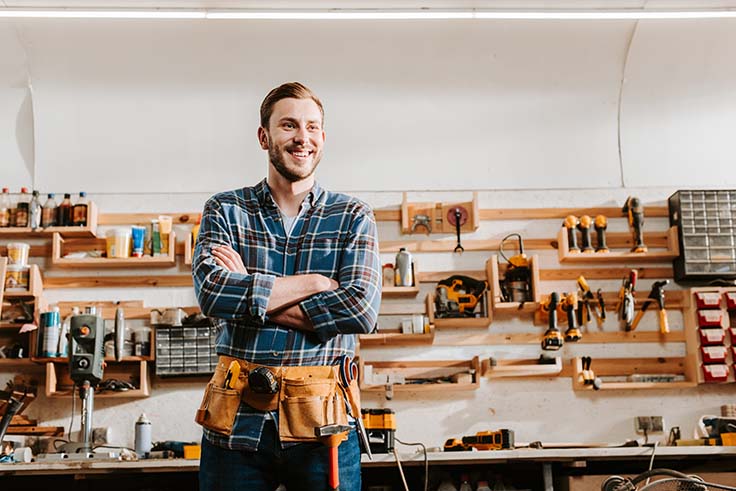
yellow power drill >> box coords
[622,196,647,253]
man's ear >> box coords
[257,127,269,150]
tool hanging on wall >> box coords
[563,215,580,252]
[435,275,488,318]
[541,292,564,351]
[448,207,468,253]
[361,408,396,454]
[579,356,602,390]
[622,196,647,253]
[562,292,582,342]
[499,233,532,303]
[410,214,432,234]
[576,276,605,328]
[594,215,609,253]
[630,280,670,333]
[618,270,637,331]
[577,215,594,253]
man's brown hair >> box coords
[260,82,324,129]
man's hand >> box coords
[212,245,247,274]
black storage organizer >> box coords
[669,190,736,282]
[155,315,218,376]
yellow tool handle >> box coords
[659,309,669,334]
[630,309,645,331]
[224,360,241,389]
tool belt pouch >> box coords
[195,364,243,436]
[278,366,348,443]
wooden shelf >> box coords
[400,192,479,235]
[45,360,150,398]
[382,285,421,298]
[481,357,563,378]
[34,355,154,363]
[557,226,680,264]
[571,357,696,391]
[359,326,435,347]
[0,201,98,238]
[0,358,38,369]
[426,292,492,329]
[359,356,480,394]
[51,231,176,268]
[3,264,43,298]
[486,254,541,315]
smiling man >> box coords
[193,82,381,491]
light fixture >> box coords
[0,7,736,20]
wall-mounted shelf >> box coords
[557,226,680,264]
[184,232,193,265]
[358,325,435,348]
[359,356,480,394]
[3,264,43,298]
[571,357,696,391]
[382,286,421,298]
[45,360,151,398]
[51,231,176,268]
[486,254,540,315]
[481,357,562,378]
[426,292,492,329]
[400,192,479,235]
[0,202,98,238]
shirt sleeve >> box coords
[192,196,276,323]
[298,204,382,342]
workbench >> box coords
[2,446,736,490]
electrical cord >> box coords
[644,441,659,486]
[392,447,410,491]
[68,384,75,438]
[395,437,429,491]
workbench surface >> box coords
[2,446,736,475]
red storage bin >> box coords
[703,364,729,383]
[726,292,736,310]
[730,328,736,345]
[700,328,726,345]
[698,310,724,327]
[702,346,728,363]
[695,292,722,309]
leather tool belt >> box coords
[195,355,361,443]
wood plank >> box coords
[374,206,668,222]
[380,232,671,253]
[99,212,201,225]
[417,267,674,284]
[44,275,194,289]
[433,330,685,346]
[6,425,64,436]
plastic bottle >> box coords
[14,187,30,227]
[57,193,72,226]
[42,306,61,358]
[438,479,458,491]
[72,192,88,226]
[459,475,473,491]
[191,214,201,244]
[41,193,58,228]
[477,481,492,491]
[29,190,42,230]
[0,187,10,227]
[135,413,152,458]
[58,306,79,358]
[394,247,414,287]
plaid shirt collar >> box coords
[253,178,324,211]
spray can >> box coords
[135,413,152,458]
[41,307,61,358]
[394,248,414,287]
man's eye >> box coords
[308,125,320,131]
[283,122,295,129]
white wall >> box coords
[3,16,736,451]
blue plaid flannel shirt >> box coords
[192,178,381,450]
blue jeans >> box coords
[199,420,361,491]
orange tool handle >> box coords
[328,446,339,491]
[659,309,669,334]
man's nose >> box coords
[294,126,309,143]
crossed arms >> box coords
[192,197,381,342]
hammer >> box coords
[315,424,352,491]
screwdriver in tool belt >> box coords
[223,360,240,390]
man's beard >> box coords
[269,143,322,183]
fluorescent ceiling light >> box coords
[1,8,736,20]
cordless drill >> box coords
[577,215,594,253]
[594,215,609,253]
[562,292,582,342]
[563,215,580,253]
[541,292,564,351]
[622,196,647,253]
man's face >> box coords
[259,98,325,183]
